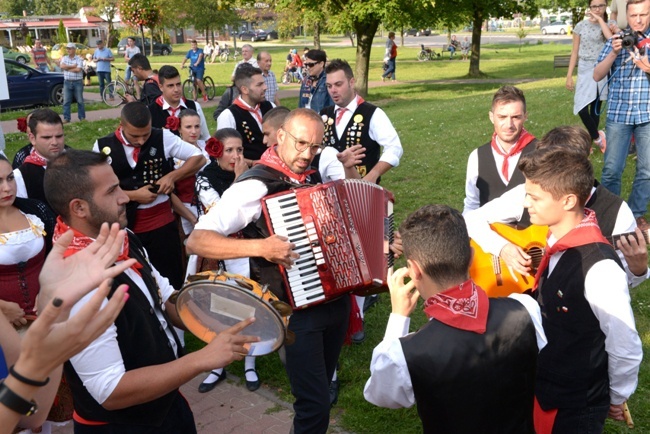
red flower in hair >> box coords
[165,116,180,132]
[17,117,27,133]
[205,137,223,158]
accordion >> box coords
[261,179,394,310]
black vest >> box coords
[476,139,537,206]
[400,297,537,434]
[320,102,381,178]
[197,161,236,199]
[97,129,173,227]
[18,163,47,207]
[64,232,184,426]
[535,243,622,410]
[229,101,273,161]
[148,99,198,137]
[587,182,624,238]
[235,165,320,301]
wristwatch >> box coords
[0,382,38,416]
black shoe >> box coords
[198,370,226,393]
[245,368,261,391]
[329,379,339,406]
[351,321,366,344]
[363,294,379,313]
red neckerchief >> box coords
[533,208,608,291]
[233,97,263,124]
[490,128,535,182]
[115,127,140,163]
[23,148,48,167]
[257,147,315,184]
[423,279,489,334]
[53,216,143,275]
[155,95,184,116]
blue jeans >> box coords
[63,79,85,121]
[382,57,396,80]
[603,120,650,217]
[97,71,111,97]
[36,64,49,73]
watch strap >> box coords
[0,381,38,416]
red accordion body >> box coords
[262,179,395,310]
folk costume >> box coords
[463,130,537,214]
[93,127,202,290]
[14,149,54,210]
[54,219,195,433]
[216,97,274,161]
[194,147,350,433]
[364,281,545,434]
[320,96,402,181]
[532,210,642,433]
[148,96,210,141]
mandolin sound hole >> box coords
[528,247,545,272]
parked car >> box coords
[117,37,172,56]
[50,43,93,60]
[1,59,64,109]
[541,21,571,35]
[266,30,278,40]
[239,30,268,42]
[406,28,431,37]
[1,46,30,64]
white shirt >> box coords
[13,167,28,199]
[333,97,403,168]
[69,258,178,404]
[545,234,642,405]
[232,58,259,77]
[216,97,275,133]
[92,129,204,210]
[159,97,211,141]
[363,294,546,409]
[319,146,346,183]
[463,138,525,214]
[464,184,650,288]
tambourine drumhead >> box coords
[176,279,286,356]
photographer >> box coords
[594,0,650,229]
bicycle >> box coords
[182,67,216,101]
[281,66,305,84]
[219,44,240,63]
[417,44,440,61]
[102,65,136,107]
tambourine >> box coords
[175,270,294,356]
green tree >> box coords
[537,0,587,30]
[90,0,119,46]
[57,19,68,44]
[119,0,161,55]
[0,0,35,16]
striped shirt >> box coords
[60,55,84,81]
[263,70,278,103]
[597,39,650,125]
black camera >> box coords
[618,30,639,50]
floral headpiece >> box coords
[17,117,27,133]
[205,137,224,159]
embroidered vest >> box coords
[320,102,380,178]
[535,243,622,410]
[148,99,198,137]
[229,101,274,161]
[401,297,537,434]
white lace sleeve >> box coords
[196,174,221,212]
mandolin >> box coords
[469,223,650,297]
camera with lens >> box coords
[618,29,639,50]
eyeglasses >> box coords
[282,128,323,155]
[304,62,320,68]
[589,4,606,9]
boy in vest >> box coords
[364,204,545,433]
[517,147,642,433]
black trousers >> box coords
[284,295,350,434]
[552,404,609,434]
[135,221,185,290]
[73,392,196,434]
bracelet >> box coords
[0,381,38,416]
[9,366,49,387]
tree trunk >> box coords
[139,25,146,55]
[353,18,380,97]
[313,21,321,49]
[149,31,154,56]
[469,9,484,77]
[400,26,404,47]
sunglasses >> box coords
[304,62,320,68]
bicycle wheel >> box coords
[417,51,427,61]
[281,72,291,85]
[204,76,216,100]
[220,53,228,63]
[103,82,127,107]
[183,79,196,100]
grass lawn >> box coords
[2,43,647,433]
